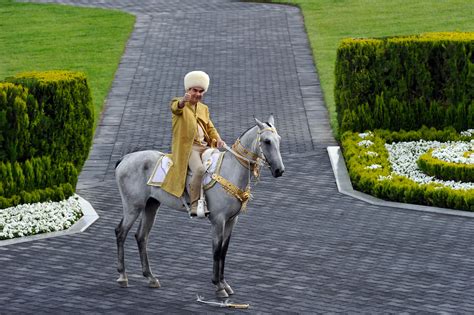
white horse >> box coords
[114,115,284,298]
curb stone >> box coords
[327,146,474,218]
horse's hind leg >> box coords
[115,205,141,288]
[135,197,160,288]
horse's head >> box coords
[255,115,285,178]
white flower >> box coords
[0,195,83,240]
[358,140,374,148]
[431,142,474,164]
[378,174,393,181]
[366,151,379,157]
[359,131,374,139]
[385,140,474,190]
[365,164,382,170]
[460,129,474,137]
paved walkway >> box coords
[2,1,474,313]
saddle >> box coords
[147,148,223,191]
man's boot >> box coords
[189,185,200,216]
[188,164,209,217]
[189,183,210,217]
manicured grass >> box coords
[0,0,135,128]
[271,0,474,138]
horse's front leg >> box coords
[211,220,228,298]
[219,216,238,295]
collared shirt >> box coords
[194,123,208,147]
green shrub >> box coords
[376,125,468,143]
[335,32,474,133]
[418,148,474,182]
[0,183,74,209]
[0,82,37,162]
[0,156,77,208]
[0,71,93,209]
[5,71,94,170]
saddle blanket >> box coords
[147,150,223,189]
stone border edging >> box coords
[327,146,474,218]
[0,195,99,247]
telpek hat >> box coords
[184,71,210,92]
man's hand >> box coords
[179,92,191,108]
[216,139,226,149]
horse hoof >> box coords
[216,288,229,299]
[222,280,234,295]
[224,284,234,295]
[149,278,161,288]
[117,279,128,288]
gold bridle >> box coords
[213,125,278,211]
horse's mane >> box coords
[237,121,272,139]
[237,125,255,139]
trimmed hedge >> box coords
[418,148,474,183]
[0,184,74,210]
[0,83,37,162]
[5,71,94,170]
[0,156,77,197]
[341,128,474,211]
[0,71,94,209]
[335,32,474,133]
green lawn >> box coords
[271,0,474,138]
[0,0,135,128]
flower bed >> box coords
[341,128,474,211]
[0,195,83,240]
[418,143,474,183]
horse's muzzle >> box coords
[273,168,284,178]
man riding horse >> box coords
[161,71,226,217]
[114,79,284,292]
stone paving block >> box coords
[302,97,326,111]
[297,72,320,86]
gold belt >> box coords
[211,174,251,205]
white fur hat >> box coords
[184,71,210,92]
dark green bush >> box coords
[0,83,37,162]
[0,71,93,209]
[0,183,74,209]
[335,32,474,133]
[0,156,78,208]
[5,71,94,170]
[376,125,469,143]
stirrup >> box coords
[189,198,209,218]
[189,181,210,218]
[196,199,208,218]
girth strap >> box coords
[211,173,251,204]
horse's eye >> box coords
[264,139,271,145]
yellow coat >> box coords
[161,98,220,197]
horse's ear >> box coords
[268,114,275,127]
[254,118,266,130]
